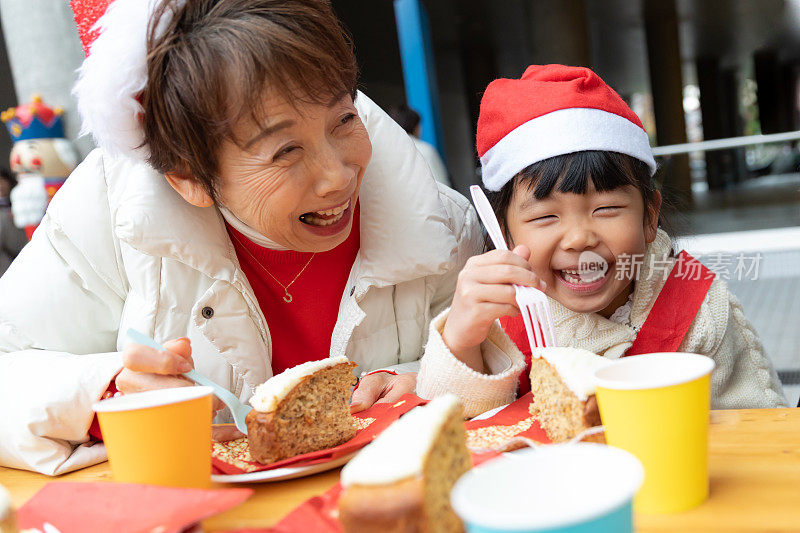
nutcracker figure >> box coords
[1,95,79,239]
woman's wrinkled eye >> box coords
[337,113,356,127]
[273,145,298,162]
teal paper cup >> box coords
[451,443,644,533]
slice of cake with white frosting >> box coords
[528,347,613,443]
[245,356,357,465]
[338,394,471,533]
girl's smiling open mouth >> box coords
[554,260,613,293]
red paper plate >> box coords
[212,395,427,482]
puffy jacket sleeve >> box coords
[386,185,484,377]
[0,150,127,474]
[428,185,484,316]
[381,193,483,376]
[352,92,484,376]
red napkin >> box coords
[254,393,550,533]
[212,394,428,475]
[266,484,343,533]
[17,482,252,533]
[218,484,343,533]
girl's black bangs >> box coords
[519,151,642,199]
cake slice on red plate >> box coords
[528,347,614,443]
[246,356,357,465]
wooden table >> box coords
[2,408,799,532]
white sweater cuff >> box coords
[416,307,525,418]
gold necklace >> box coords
[231,233,316,303]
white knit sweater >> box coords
[416,230,788,417]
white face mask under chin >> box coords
[217,205,290,251]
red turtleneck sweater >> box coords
[227,204,360,374]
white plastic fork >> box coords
[126,328,252,435]
[469,185,557,349]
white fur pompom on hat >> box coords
[71,0,187,163]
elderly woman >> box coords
[0,0,481,474]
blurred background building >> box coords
[0,0,799,403]
[333,0,800,206]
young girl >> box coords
[417,64,787,417]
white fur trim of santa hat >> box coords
[480,107,656,192]
[72,0,186,163]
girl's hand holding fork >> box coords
[442,245,545,372]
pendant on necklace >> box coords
[283,290,293,303]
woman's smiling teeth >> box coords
[300,198,351,226]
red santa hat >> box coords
[70,0,186,162]
[477,65,656,192]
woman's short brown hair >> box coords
[142,0,358,199]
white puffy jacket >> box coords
[0,93,483,475]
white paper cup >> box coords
[451,443,643,533]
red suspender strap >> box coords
[499,314,534,395]
[625,250,715,357]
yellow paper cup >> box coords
[594,353,715,514]
[93,386,213,488]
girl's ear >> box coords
[644,189,662,244]
[164,171,214,208]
